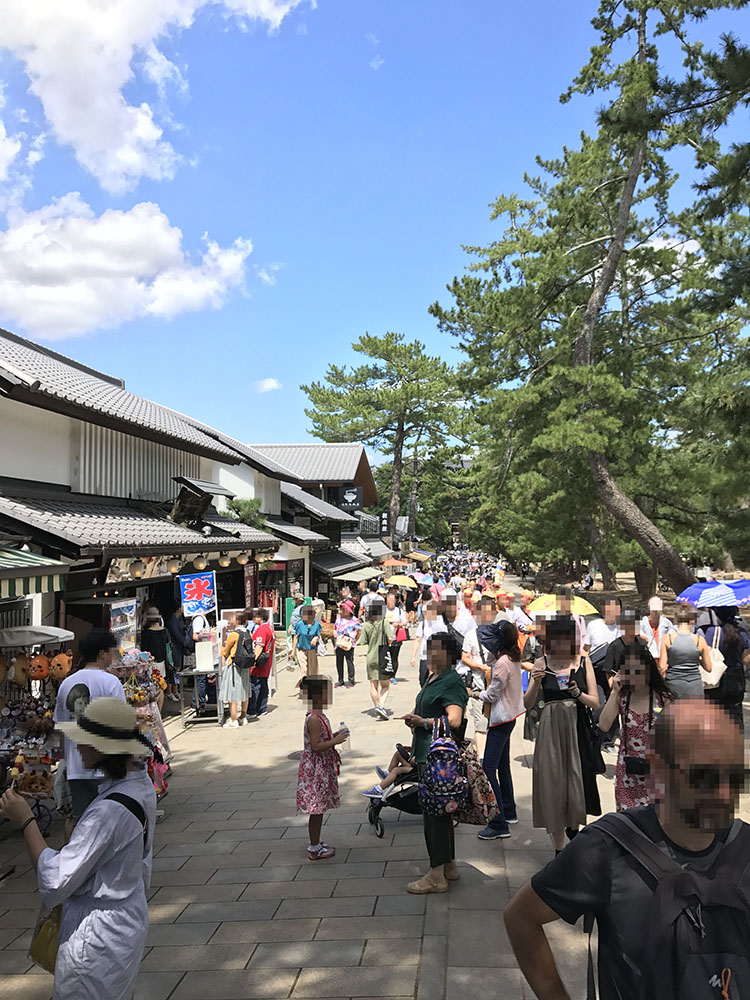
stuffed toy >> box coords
[8,652,29,686]
[28,654,50,680]
[50,652,73,682]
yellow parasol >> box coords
[385,575,418,589]
[527,593,598,616]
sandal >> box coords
[406,874,448,894]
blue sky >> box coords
[0,1,746,445]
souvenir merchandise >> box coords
[109,650,171,794]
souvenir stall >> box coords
[175,571,224,728]
[108,650,170,797]
[0,625,75,835]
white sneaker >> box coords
[238,716,248,726]
[224,719,239,729]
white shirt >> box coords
[37,769,157,1000]
[192,613,209,636]
[385,605,406,633]
[442,606,477,639]
[416,615,444,660]
[460,631,489,690]
[640,614,676,657]
[584,618,622,651]
[511,607,535,633]
[54,670,126,780]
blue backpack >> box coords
[418,716,469,817]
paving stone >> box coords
[384,859,427,877]
[150,884,246,905]
[134,971,186,999]
[211,918,320,944]
[146,922,219,947]
[446,966,525,999]
[295,862,385,881]
[345,845,425,864]
[281,824,362,840]
[0,975,55,999]
[447,909,515,967]
[171,969,298,998]
[424,893,449,936]
[150,869,217,886]
[416,935,446,1000]
[0,926,26,948]
[259,849,336,867]
[293,966,418,997]
[176,900,278,923]
[140,944,255,972]
[148,901,190,923]
[208,865,298,884]
[374,893,426,915]
[156,841,240,857]
[275,896,375,919]
[0,951,34,973]
[207,828,288,844]
[4,928,32,950]
[152,856,189,871]
[238,879,335,901]
[363,936,421,965]
[314,915,423,940]
[248,939,364,968]
[332,876,414,897]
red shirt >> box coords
[251,622,275,677]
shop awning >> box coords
[406,550,433,562]
[311,549,372,577]
[265,518,329,547]
[332,566,377,584]
[0,547,68,600]
[366,539,394,560]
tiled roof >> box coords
[280,482,357,523]
[0,491,277,555]
[264,518,329,546]
[0,329,300,480]
[251,443,366,483]
[200,513,278,547]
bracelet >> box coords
[572,690,582,700]
[20,816,36,835]
[423,718,430,730]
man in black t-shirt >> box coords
[503,701,749,1000]
[603,608,654,677]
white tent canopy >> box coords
[0,625,74,648]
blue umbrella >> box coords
[421,575,434,585]
[677,579,750,606]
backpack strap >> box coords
[583,910,597,1000]
[594,812,682,886]
[105,792,148,849]
[707,819,750,884]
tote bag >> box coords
[701,627,727,689]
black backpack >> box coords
[232,631,255,671]
[586,812,750,1000]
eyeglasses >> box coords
[670,763,750,794]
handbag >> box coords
[418,716,470,817]
[455,740,498,825]
[29,903,62,973]
[336,635,353,651]
[701,627,727,689]
[395,625,408,643]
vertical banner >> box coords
[109,597,139,655]
[244,562,257,610]
[179,571,217,617]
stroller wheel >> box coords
[367,801,378,825]
[374,816,385,838]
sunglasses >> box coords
[670,763,749,794]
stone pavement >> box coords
[1,636,747,1000]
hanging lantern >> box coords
[167,558,181,574]
[236,552,249,566]
[218,553,231,568]
[129,559,145,579]
[193,555,208,571]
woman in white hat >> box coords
[0,698,157,1000]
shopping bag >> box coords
[455,741,498,825]
[378,645,395,677]
[701,627,727,689]
[28,903,61,973]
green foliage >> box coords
[224,497,266,531]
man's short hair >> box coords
[79,628,117,663]
[369,580,379,592]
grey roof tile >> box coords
[265,518,329,546]
[251,443,365,483]
[280,482,357,523]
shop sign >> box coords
[379,510,391,536]
[179,571,217,616]
[106,555,173,584]
[339,486,363,512]
[262,562,286,572]
[244,562,257,609]
[110,598,139,655]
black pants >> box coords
[419,659,429,686]
[335,647,355,684]
[390,641,402,678]
[417,764,455,868]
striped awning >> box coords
[0,548,69,600]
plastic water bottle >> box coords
[338,721,351,752]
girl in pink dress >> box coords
[296,676,347,860]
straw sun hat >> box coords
[56,697,153,757]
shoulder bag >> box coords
[701,627,727,689]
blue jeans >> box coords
[192,672,208,709]
[482,719,517,833]
[249,676,269,716]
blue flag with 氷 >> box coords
[179,572,217,617]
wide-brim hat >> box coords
[56,697,153,757]
[145,607,161,622]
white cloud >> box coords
[366,33,379,45]
[0,89,22,182]
[256,262,283,286]
[369,54,385,71]
[255,377,282,392]
[0,192,253,338]
[0,0,307,193]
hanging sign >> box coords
[179,571,217,617]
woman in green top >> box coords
[358,602,393,720]
[401,632,468,895]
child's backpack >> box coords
[586,812,750,1000]
[418,716,469,817]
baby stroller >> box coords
[366,764,421,838]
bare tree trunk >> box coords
[572,10,696,596]
[388,418,405,548]
[633,562,658,602]
[587,515,616,590]
[407,452,419,540]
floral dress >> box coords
[296,711,341,815]
[615,694,654,812]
